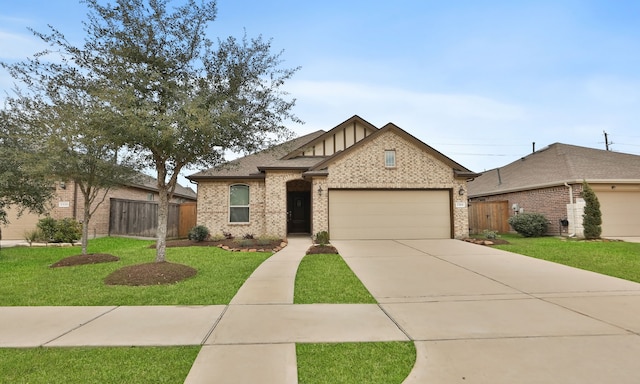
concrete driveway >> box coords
[332,239,640,383]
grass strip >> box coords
[0,346,200,384]
[493,234,640,283]
[294,253,376,304]
[0,237,271,305]
[297,342,416,384]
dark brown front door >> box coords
[287,192,310,233]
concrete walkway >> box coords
[2,237,640,383]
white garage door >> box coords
[328,190,451,240]
[597,191,640,237]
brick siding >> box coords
[471,183,584,235]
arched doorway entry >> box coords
[286,179,311,234]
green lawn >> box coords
[0,237,271,305]
[0,346,200,384]
[294,253,414,383]
[0,239,416,383]
[493,234,640,283]
[294,253,376,304]
[297,342,416,384]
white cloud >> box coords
[0,30,48,60]
[286,80,528,145]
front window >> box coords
[385,150,396,168]
[229,184,249,223]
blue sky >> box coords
[2,0,640,184]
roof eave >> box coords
[469,178,640,198]
[186,174,266,181]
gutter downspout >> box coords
[565,182,576,237]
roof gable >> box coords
[281,115,378,159]
[309,122,477,178]
[468,143,640,196]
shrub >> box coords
[315,231,330,246]
[482,229,499,239]
[243,233,255,240]
[36,217,82,243]
[222,230,234,240]
[36,217,57,242]
[24,228,45,245]
[508,213,548,237]
[209,233,226,241]
[188,225,210,242]
[582,180,602,239]
[257,235,280,246]
[234,238,254,248]
[54,218,82,243]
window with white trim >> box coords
[229,184,249,223]
[385,150,396,168]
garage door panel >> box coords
[329,190,451,240]
[597,191,640,237]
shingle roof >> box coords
[130,173,197,200]
[187,130,327,179]
[468,143,640,197]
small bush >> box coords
[209,233,225,241]
[188,225,210,242]
[315,231,330,246]
[508,213,548,237]
[482,229,499,239]
[222,231,234,240]
[36,217,81,243]
[24,229,44,245]
[257,236,279,246]
[54,218,82,243]
[234,238,255,248]
[36,217,57,242]
[243,233,255,240]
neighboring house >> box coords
[467,143,640,238]
[1,174,197,240]
[187,115,478,240]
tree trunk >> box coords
[155,187,169,262]
[81,190,92,255]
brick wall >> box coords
[471,183,583,235]
[196,179,267,238]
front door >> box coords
[287,192,310,233]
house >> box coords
[187,115,478,240]
[1,174,197,240]
[467,143,640,238]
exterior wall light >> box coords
[317,186,323,196]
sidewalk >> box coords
[3,237,640,383]
[0,237,409,384]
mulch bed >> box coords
[104,262,197,286]
[50,237,286,287]
[306,244,339,254]
[150,238,286,252]
[50,254,120,268]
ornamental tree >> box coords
[4,0,300,262]
[582,180,602,239]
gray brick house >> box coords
[188,115,478,240]
[467,143,640,238]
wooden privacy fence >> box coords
[468,200,511,234]
[109,198,197,238]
